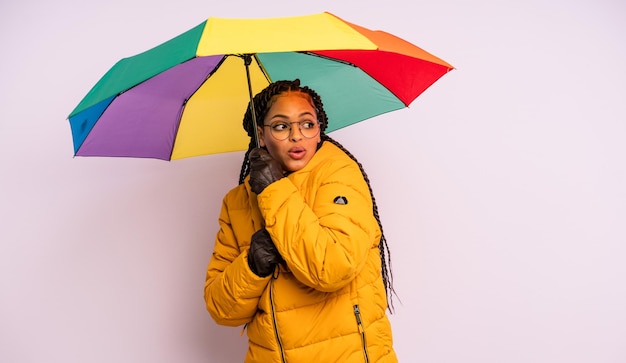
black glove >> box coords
[249,148,284,194]
[248,228,283,277]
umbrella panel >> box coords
[172,55,268,159]
[314,49,452,106]
[75,55,223,160]
[69,21,207,119]
[258,52,405,132]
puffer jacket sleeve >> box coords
[204,194,270,327]
[256,152,380,293]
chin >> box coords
[284,161,306,172]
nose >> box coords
[289,122,304,141]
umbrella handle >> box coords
[243,54,260,149]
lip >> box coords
[287,147,306,160]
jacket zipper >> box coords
[353,304,370,363]
[270,276,287,363]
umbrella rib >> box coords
[73,94,117,156]
[168,55,229,160]
[303,50,417,106]
[252,54,272,84]
[232,53,272,83]
[301,51,358,67]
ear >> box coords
[257,125,266,147]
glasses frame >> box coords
[262,121,320,141]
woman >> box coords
[204,79,397,362]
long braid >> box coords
[322,134,396,312]
[239,79,395,311]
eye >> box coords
[301,121,316,129]
[271,122,289,131]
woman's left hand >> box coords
[249,148,284,194]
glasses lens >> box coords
[268,122,319,140]
[300,122,319,138]
[269,124,289,140]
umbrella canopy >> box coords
[68,12,453,161]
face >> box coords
[257,91,321,172]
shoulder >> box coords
[302,141,370,192]
[222,182,252,210]
[309,141,359,172]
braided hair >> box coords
[239,79,396,311]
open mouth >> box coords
[288,147,306,160]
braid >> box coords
[321,134,397,312]
[238,148,253,185]
[239,80,395,311]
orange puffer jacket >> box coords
[204,141,396,362]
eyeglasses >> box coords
[263,120,320,141]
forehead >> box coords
[266,91,315,112]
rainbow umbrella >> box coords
[68,12,453,161]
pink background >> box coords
[1,0,625,362]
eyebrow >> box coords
[269,112,316,120]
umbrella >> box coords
[68,12,453,161]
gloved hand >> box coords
[249,148,284,194]
[248,228,284,277]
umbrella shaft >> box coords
[243,54,260,149]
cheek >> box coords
[260,135,279,155]
[312,133,321,146]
